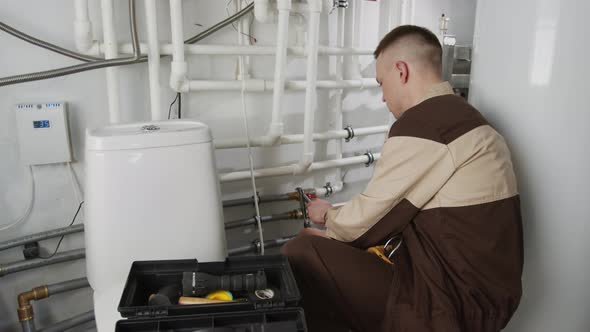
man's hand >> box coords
[299,227,328,237]
[306,199,332,225]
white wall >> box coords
[0,1,479,331]
[412,0,477,44]
[470,0,590,331]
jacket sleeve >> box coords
[325,135,456,247]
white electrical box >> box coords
[15,102,72,165]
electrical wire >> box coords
[225,0,257,44]
[178,93,182,119]
[0,166,35,232]
[238,53,265,255]
[67,162,84,203]
[40,201,84,259]
[185,2,254,44]
[167,93,181,119]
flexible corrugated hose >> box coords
[0,2,254,87]
[0,0,140,87]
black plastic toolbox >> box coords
[115,255,307,332]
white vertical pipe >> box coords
[268,0,292,143]
[343,0,361,80]
[236,0,251,78]
[254,0,276,23]
[74,0,93,52]
[294,1,322,174]
[400,0,414,25]
[379,0,402,37]
[352,0,364,46]
[75,0,90,22]
[145,0,162,120]
[169,0,185,64]
[328,5,346,191]
[169,0,188,92]
[100,0,121,123]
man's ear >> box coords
[395,61,409,84]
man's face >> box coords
[376,53,404,119]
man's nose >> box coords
[382,95,386,103]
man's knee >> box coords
[281,234,319,266]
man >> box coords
[282,25,523,332]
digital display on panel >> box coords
[33,120,50,128]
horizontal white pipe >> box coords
[280,125,389,143]
[214,126,388,149]
[285,79,378,89]
[96,43,374,56]
[219,153,381,183]
[188,78,378,92]
[310,153,380,171]
[220,165,294,182]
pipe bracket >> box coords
[364,151,375,167]
[344,125,355,142]
[323,182,333,197]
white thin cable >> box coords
[238,54,265,255]
[0,166,35,232]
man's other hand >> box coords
[306,199,332,225]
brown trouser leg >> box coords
[281,234,393,332]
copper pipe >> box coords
[17,286,48,322]
[287,191,300,201]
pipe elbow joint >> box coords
[259,123,284,146]
[258,135,281,147]
[17,305,33,322]
[292,153,314,175]
[170,61,189,93]
[17,286,48,322]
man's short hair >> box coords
[374,25,442,72]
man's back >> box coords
[382,92,523,332]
